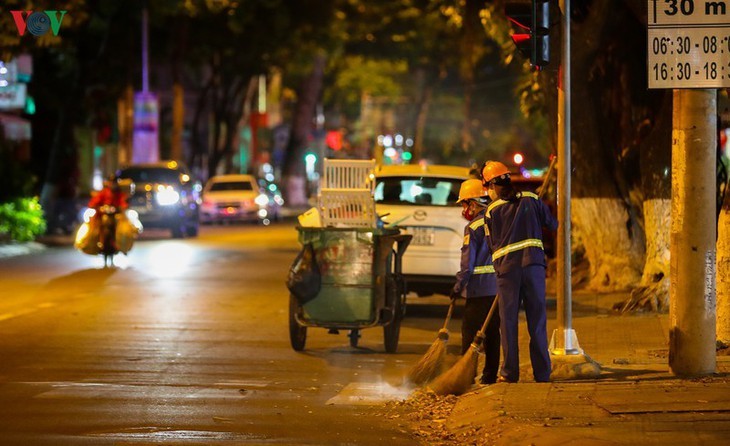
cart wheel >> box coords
[348,329,360,348]
[383,277,404,353]
[289,295,307,351]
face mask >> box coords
[487,187,498,201]
[462,203,475,221]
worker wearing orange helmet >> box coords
[481,161,558,383]
[451,179,501,384]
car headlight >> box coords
[255,193,269,207]
[156,185,180,206]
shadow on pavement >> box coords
[37,267,119,299]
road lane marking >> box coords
[19,381,257,399]
[0,302,56,322]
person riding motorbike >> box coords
[87,174,128,254]
[88,174,128,213]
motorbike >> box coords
[74,205,143,267]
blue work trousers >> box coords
[496,264,551,382]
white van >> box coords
[374,164,472,297]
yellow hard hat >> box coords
[457,179,487,203]
[482,161,511,184]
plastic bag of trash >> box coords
[286,243,321,304]
[115,213,139,254]
[74,221,101,255]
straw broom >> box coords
[428,295,499,396]
[406,298,457,386]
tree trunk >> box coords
[191,76,215,177]
[413,81,433,163]
[570,0,659,292]
[171,15,188,164]
[458,0,485,154]
[619,92,673,313]
[282,53,327,207]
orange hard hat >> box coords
[457,179,487,203]
[481,161,510,184]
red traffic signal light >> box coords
[505,1,549,70]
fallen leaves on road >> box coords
[379,388,461,445]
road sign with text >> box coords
[648,0,730,88]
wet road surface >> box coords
[0,223,454,445]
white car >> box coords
[374,164,472,297]
[201,174,276,224]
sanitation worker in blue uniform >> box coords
[482,161,558,383]
[450,179,500,385]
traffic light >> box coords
[505,0,550,70]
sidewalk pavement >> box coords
[439,291,730,445]
[0,241,46,259]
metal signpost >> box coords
[647,0,720,376]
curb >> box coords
[0,242,46,259]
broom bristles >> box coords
[406,338,447,385]
[427,345,479,396]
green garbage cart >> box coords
[288,226,411,353]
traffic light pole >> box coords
[550,0,582,356]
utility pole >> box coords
[646,0,720,377]
[550,0,583,356]
[669,89,717,376]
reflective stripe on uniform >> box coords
[473,265,495,274]
[492,238,544,260]
[469,219,484,231]
[485,192,540,218]
[486,199,507,218]
[463,234,470,245]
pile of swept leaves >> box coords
[380,389,461,445]
[380,387,508,446]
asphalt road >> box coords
[0,223,454,445]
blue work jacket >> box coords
[484,191,558,274]
[452,209,498,298]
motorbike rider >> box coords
[88,174,128,212]
[88,174,128,251]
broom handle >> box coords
[477,295,499,338]
[538,155,556,200]
[442,298,456,330]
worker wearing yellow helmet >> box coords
[481,160,558,383]
[452,178,501,385]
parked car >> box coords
[117,161,200,238]
[201,174,280,224]
[374,164,472,297]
